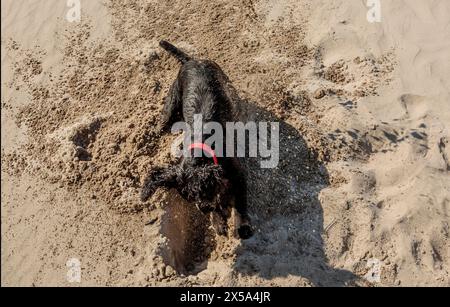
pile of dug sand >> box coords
[2,0,449,286]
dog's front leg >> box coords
[141,166,178,201]
[159,77,182,133]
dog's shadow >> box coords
[231,97,358,287]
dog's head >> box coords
[177,161,229,212]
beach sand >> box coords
[1,0,449,286]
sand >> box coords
[1,0,449,286]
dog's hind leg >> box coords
[159,77,182,133]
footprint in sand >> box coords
[400,94,429,120]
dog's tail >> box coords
[159,40,191,64]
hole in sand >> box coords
[158,189,217,275]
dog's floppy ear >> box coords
[141,166,178,201]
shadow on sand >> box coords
[230,95,359,287]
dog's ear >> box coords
[140,166,178,201]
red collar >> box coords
[188,143,219,165]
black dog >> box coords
[141,40,252,239]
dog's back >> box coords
[159,40,232,126]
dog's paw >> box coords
[238,224,253,240]
[156,122,171,136]
[140,166,170,202]
[140,183,157,202]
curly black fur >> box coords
[141,40,252,239]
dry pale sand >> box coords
[1,0,449,287]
